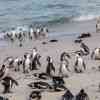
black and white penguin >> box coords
[1,76,18,93]
[91,48,100,60]
[13,57,23,71]
[6,32,13,41]
[3,56,14,68]
[0,96,8,100]
[80,42,90,56]
[32,48,38,59]
[0,65,9,80]
[23,53,32,73]
[74,53,86,73]
[29,90,42,100]
[59,52,71,77]
[36,27,41,39]
[46,56,55,77]
[33,72,49,80]
[10,29,16,41]
[96,17,100,32]
[40,26,48,38]
[75,89,89,100]
[60,52,71,61]
[29,26,34,40]
[59,60,70,77]
[28,81,52,90]
[62,89,74,100]
[0,65,18,94]
[31,48,41,70]
[52,76,66,91]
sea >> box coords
[0,0,99,46]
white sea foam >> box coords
[73,15,98,22]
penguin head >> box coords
[47,56,53,63]
[80,89,85,93]
[1,64,6,70]
[32,47,37,53]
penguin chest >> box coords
[32,52,37,59]
[25,59,31,67]
[30,32,33,37]
[30,29,33,33]
[14,59,19,66]
[95,49,100,58]
[77,58,83,67]
[61,64,68,74]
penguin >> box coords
[60,52,71,61]
[59,52,71,77]
[40,26,48,38]
[59,59,70,77]
[2,76,18,94]
[33,72,49,80]
[52,76,66,91]
[46,56,55,77]
[75,89,89,100]
[0,96,8,100]
[4,56,14,68]
[0,65,9,81]
[74,53,86,73]
[29,90,42,100]
[62,89,74,100]
[23,53,32,73]
[17,32,24,47]
[32,53,41,70]
[0,65,18,94]
[28,81,52,90]
[10,29,16,41]
[31,48,41,70]
[32,48,38,59]
[80,42,90,56]
[13,57,22,71]
[29,27,34,40]
[91,48,100,60]
[96,18,100,32]
[36,27,41,39]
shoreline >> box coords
[0,18,97,48]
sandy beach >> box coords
[0,19,100,100]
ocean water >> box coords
[0,0,100,31]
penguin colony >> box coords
[0,31,100,100]
[2,25,49,47]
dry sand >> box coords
[0,22,100,100]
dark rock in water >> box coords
[78,33,91,39]
[42,41,47,45]
[49,39,58,42]
[74,39,82,43]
